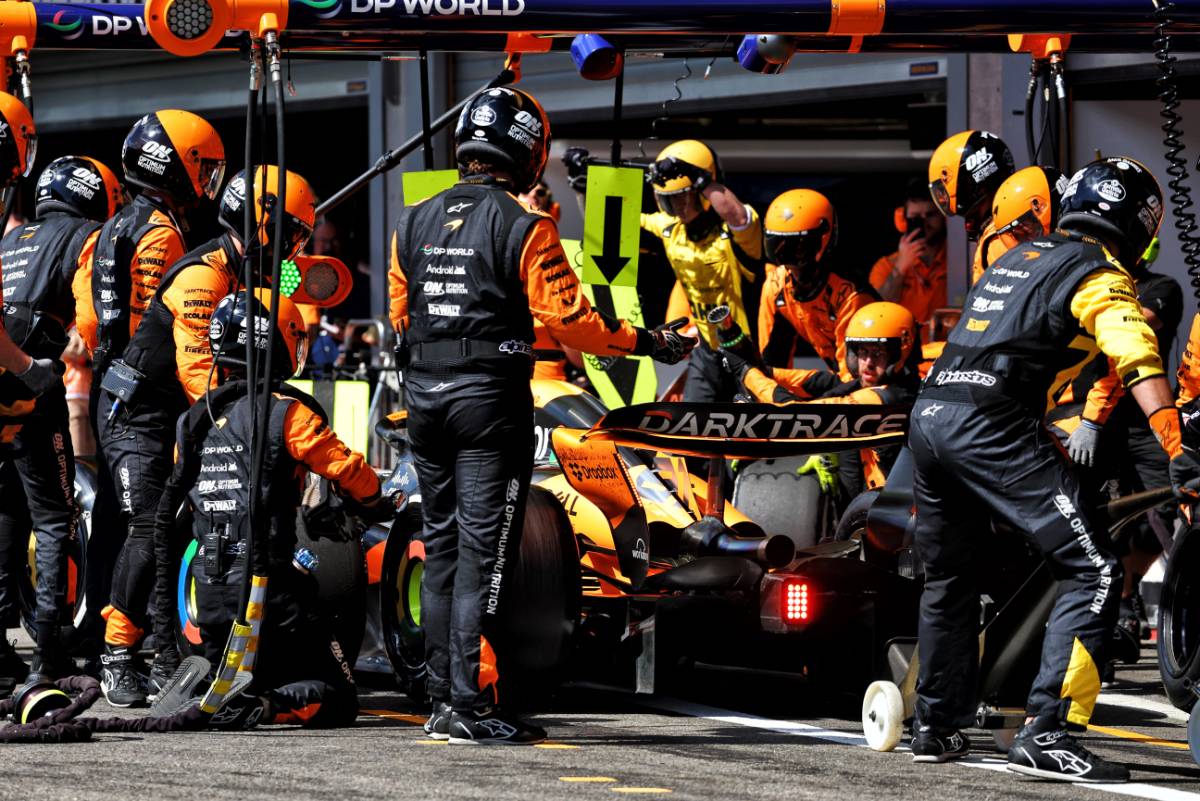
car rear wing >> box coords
[583,402,910,460]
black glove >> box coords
[637,318,697,365]
[15,357,61,396]
[562,147,590,192]
[650,157,712,192]
[1170,447,1200,501]
[349,492,397,524]
[719,350,753,382]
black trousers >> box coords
[98,393,177,637]
[909,395,1121,729]
[683,340,740,403]
[406,368,533,712]
[194,557,358,728]
[1114,425,1174,556]
[0,389,77,639]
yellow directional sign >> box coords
[563,238,657,409]
[401,169,459,205]
[581,166,641,287]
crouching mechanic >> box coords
[152,290,380,728]
[726,302,920,497]
[909,157,1200,783]
[97,165,310,707]
[389,86,694,745]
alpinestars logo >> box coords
[933,369,997,387]
[1043,749,1093,776]
[474,718,518,738]
[446,201,473,214]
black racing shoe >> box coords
[424,700,452,740]
[0,639,29,694]
[448,707,547,745]
[147,646,182,700]
[100,645,147,708]
[1007,717,1130,783]
[910,725,970,763]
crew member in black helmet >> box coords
[0,154,124,687]
[909,157,1200,784]
[388,86,695,745]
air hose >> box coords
[1153,0,1200,303]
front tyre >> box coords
[1159,523,1200,711]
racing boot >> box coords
[147,644,181,701]
[448,707,547,745]
[100,644,147,708]
[0,638,29,694]
[28,625,74,682]
[910,724,970,763]
[424,700,452,740]
[1007,715,1129,783]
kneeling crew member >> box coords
[731,301,920,496]
[389,86,694,745]
[757,189,877,383]
[156,290,380,727]
[98,166,311,707]
[0,152,122,683]
[909,157,1199,783]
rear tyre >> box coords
[862,680,904,752]
[380,504,428,702]
[731,457,826,549]
[1158,524,1200,711]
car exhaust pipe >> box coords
[681,516,795,569]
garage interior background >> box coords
[25,20,1200,367]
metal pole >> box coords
[611,54,624,165]
[418,48,434,171]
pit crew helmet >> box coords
[0,92,35,186]
[121,110,225,203]
[928,130,1014,237]
[35,156,125,221]
[1059,156,1164,270]
[991,166,1067,247]
[652,139,721,218]
[209,288,308,380]
[844,301,918,380]
[764,188,837,303]
[454,87,550,194]
[218,166,317,263]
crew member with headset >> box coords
[0,154,124,687]
[388,86,694,745]
[908,158,1199,784]
[151,290,382,728]
[757,188,878,384]
[869,178,949,326]
[728,301,921,496]
[927,130,1015,285]
[69,109,226,707]
[98,165,312,708]
[642,139,762,403]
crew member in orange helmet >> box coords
[927,130,1015,286]
[757,188,877,395]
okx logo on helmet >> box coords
[218,165,317,263]
[454,87,550,194]
[121,110,225,202]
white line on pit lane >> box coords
[1099,693,1190,724]
[644,697,1200,801]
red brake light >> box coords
[783,579,812,623]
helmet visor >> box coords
[292,330,310,377]
[21,133,36,178]
[929,178,953,218]
[995,207,1047,244]
[199,158,226,200]
[655,187,702,218]
[765,226,826,270]
[282,216,315,263]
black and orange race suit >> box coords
[0,211,96,651]
[153,381,379,726]
[641,208,762,403]
[98,234,237,647]
[389,176,644,712]
[911,231,1165,733]
[758,266,878,383]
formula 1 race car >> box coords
[356,379,920,702]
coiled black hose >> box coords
[1153,0,1200,301]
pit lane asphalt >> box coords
[4,643,1197,801]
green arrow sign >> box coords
[581,165,641,287]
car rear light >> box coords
[783,578,813,623]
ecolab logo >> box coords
[349,0,524,14]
